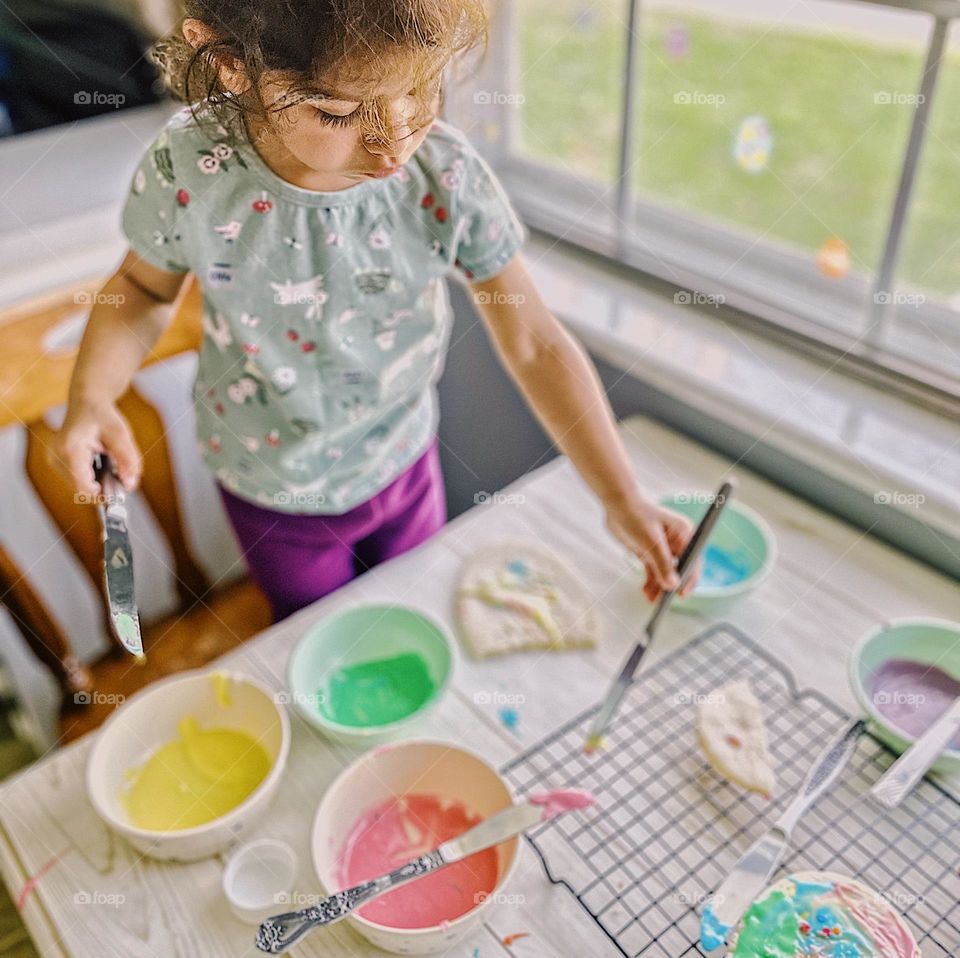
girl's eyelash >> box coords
[311,84,440,128]
[312,108,359,127]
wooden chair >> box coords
[0,277,272,744]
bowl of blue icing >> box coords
[633,493,776,613]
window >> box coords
[447,0,960,407]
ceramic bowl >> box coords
[86,669,290,862]
[633,493,776,613]
[286,604,453,745]
[311,740,519,955]
[849,617,960,774]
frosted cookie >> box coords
[696,679,776,797]
[455,542,597,657]
[727,871,920,957]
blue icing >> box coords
[700,902,732,951]
[816,905,840,927]
[506,559,529,577]
[777,879,873,957]
[700,543,751,588]
[498,707,520,734]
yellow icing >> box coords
[464,582,565,645]
[211,672,232,708]
[121,716,270,831]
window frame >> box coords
[456,0,960,416]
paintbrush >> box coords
[584,479,735,753]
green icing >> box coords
[733,890,800,958]
[321,652,436,727]
[732,879,875,957]
[114,612,142,655]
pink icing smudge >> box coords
[529,788,596,820]
[336,793,499,929]
[835,881,920,958]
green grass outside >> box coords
[517,2,960,297]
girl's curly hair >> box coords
[153,0,489,142]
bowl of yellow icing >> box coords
[86,669,290,862]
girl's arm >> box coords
[53,250,188,497]
[470,253,697,602]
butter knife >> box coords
[256,790,594,954]
[94,453,143,658]
[584,480,735,753]
[699,719,865,951]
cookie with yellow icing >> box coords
[727,871,920,957]
[455,542,597,657]
[697,679,776,797]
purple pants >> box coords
[217,440,446,621]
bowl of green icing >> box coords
[287,605,454,744]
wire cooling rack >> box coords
[501,623,960,957]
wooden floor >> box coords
[59,578,273,743]
[0,730,38,958]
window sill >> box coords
[522,232,960,566]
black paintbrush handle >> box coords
[646,480,735,637]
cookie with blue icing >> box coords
[727,871,919,957]
[455,541,597,657]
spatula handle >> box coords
[871,697,960,809]
[778,719,864,834]
[256,851,445,953]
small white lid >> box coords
[222,838,298,925]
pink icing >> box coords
[336,793,499,929]
[529,788,596,820]
[835,881,920,958]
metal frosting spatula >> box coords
[255,790,594,954]
[700,719,865,951]
[93,452,143,658]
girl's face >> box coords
[248,66,441,192]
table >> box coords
[1,416,957,957]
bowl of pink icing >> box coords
[311,740,520,955]
[850,617,960,774]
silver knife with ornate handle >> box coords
[255,790,594,954]
[699,719,865,951]
[93,452,143,658]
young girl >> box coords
[54,0,696,621]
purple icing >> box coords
[870,658,960,748]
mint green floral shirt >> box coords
[122,107,527,513]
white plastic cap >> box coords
[222,838,298,925]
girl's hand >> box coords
[51,401,142,500]
[605,495,700,603]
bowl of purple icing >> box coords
[850,617,960,774]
